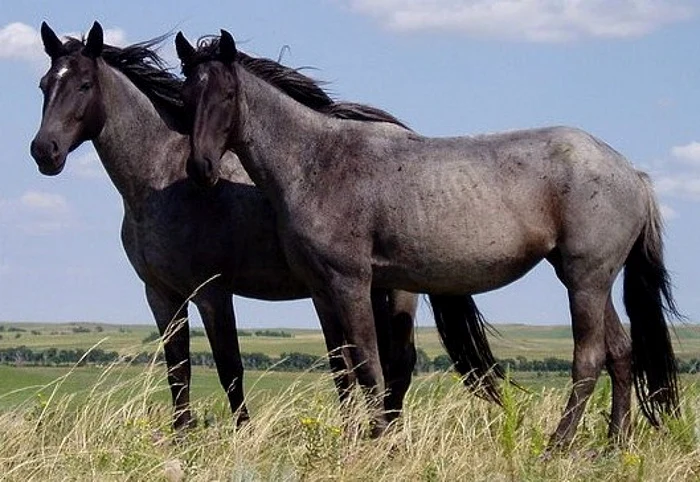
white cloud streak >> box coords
[659,204,678,221]
[0,190,73,235]
[343,0,696,42]
[671,141,700,166]
[20,191,69,213]
[653,140,700,203]
[0,22,126,65]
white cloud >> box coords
[0,190,73,235]
[0,22,42,61]
[671,141,700,166]
[655,176,700,201]
[342,0,696,42]
[659,203,679,221]
[653,141,700,201]
[20,190,69,213]
[0,22,126,65]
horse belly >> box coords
[372,216,554,295]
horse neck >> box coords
[235,65,333,207]
[92,61,187,213]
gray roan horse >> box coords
[29,21,425,430]
[176,30,680,448]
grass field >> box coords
[0,360,698,480]
[1,322,700,480]
[3,321,700,360]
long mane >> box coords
[181,37,411,130]
[61,34,410,130]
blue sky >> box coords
[0,1,698,328]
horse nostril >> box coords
[51,140,59,154]
[203,156,214,176]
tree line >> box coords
[3,345,700,374]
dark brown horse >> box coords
[177,30,679,448]
[29,22,422,430]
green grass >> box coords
[0,364,329,412]
[0,363,575,413]
[1,320,699,480]
[0,362,698,480]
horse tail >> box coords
[429,294,504,404]
[623,171,680,426]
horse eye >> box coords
[226,90,235,100]
[79,82,92,92]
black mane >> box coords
[183,37,410,130]
[60,35,409,130]
[63,36,184,115]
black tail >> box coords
[623,173,680,426]
[429,294,504,404]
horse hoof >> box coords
[173,414,197,432]
[369,419,388,439]
[236,412,251,428]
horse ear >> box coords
[219,29,237,64]
[40,21,64,59]
[83,21,104,59]
[175,32,195,63]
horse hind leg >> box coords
[545,246,612,448]
[604,295,632,443]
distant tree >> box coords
[433,354,452,371]
[414,348,432,373]
[242,352,273,370]
[255,330,293,338]
[278,352,325,371]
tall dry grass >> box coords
[0,354,699,481]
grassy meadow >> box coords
[0,322,699,480]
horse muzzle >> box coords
[186,154,220,188]
[30,137,67,176]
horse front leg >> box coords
[312,296,356,403]
[193,284,249,427]
[145,284,193,430]
[373,290,418,423]
[312,275,388,437]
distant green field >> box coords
[1,321,699,409]
[0,364,327,412]
[0,363,578,413]
[2,321,700,360]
